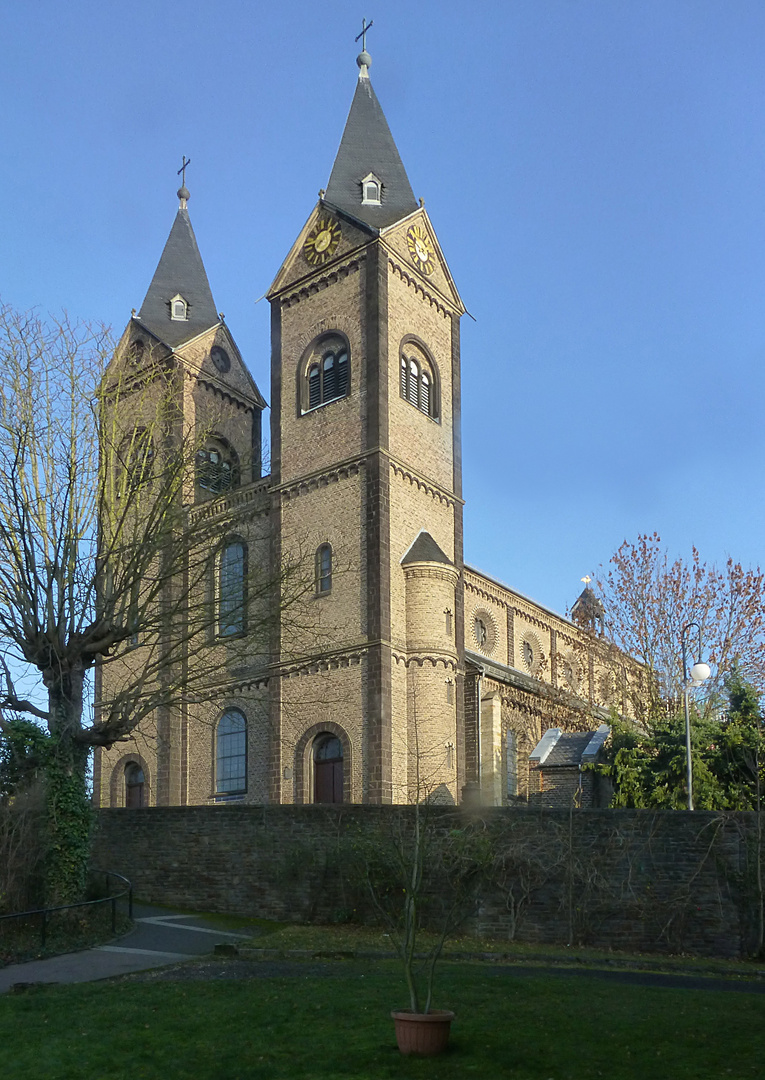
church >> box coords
[93,45,635,811]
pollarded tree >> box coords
[0,304,312,904]
[595,533,765,720]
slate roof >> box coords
[324,69,418,230]
[401,532,452,565]
[544,731,598,767]
[530,725,611,768]
[570,586,605,629]
[137,208,219,348]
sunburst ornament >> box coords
[303,217,341,266]
[406,223,435,275]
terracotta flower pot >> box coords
[391,1009,455,1055]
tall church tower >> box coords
[268,47,466,804]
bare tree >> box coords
[595,532,765,719]
[0,304,312,903]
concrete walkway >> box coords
[0,904,254,993]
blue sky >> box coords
[1,0,763,618]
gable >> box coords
[175,324,266,410]
[382,209,465,314]
[267,202,376,298]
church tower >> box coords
[268,46,466,804]
[93,180,267,809]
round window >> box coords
[521,632,543,676]
[211,346,231,373]
[472,609,496,654]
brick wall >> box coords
[92,805,762,959]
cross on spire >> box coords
[355,17,373,52]
[177,155,191,186]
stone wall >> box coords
[91,805,763,959]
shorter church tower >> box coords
[93,180,267,809]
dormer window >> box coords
[170,294,188,321]
[361,172,382,206]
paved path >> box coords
[0,904,253,993]
[3,907,764,995]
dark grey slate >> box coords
[544,731,598,768]
[137,209,219,348]
[401,531,452,566]
[324,74,418,230]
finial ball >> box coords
[356,50,372,69]
[177,184,190,202]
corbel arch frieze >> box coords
[389,461,456,507]
[404,654,458,671]
[279,651,365,680]
[512,607,551,633]
[387,257,454,320]
[280,460,363,501]
[282,257,364,310]
[190,372,254,413]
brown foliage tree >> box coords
[595,532,765,718]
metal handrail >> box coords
[0,870,133,950]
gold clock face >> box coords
[406,224,435,275]
[304,217,341,266]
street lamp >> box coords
[681,621,711,810]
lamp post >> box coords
[681,621,711,811]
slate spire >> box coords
[136,183,219,348]
[324,48,418,230]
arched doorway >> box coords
[125,763,145,808]
[313,734,343,803]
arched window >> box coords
[315,543,332,595]
[307,349,347,409]
[361,172,382,205]
[125,763,145,808]
[218,540,246,636]
[313,734,343,803]
[301,334,350,413]
[119,428,154,494]
[399,346,438,419]
[216,709,247,794]
[171,294,188,321]
[196,439,239,495]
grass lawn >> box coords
[0,962,762,1079]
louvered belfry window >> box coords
[303,336,349,413]
[196,439,239,495]
[400,351,437,419]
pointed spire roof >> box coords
[137,185,219,348]
[570,584,605,634]
[324,49,418,230]
[401,531,451,566]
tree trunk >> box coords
[45,670,93,905]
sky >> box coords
[1,0,763,620]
